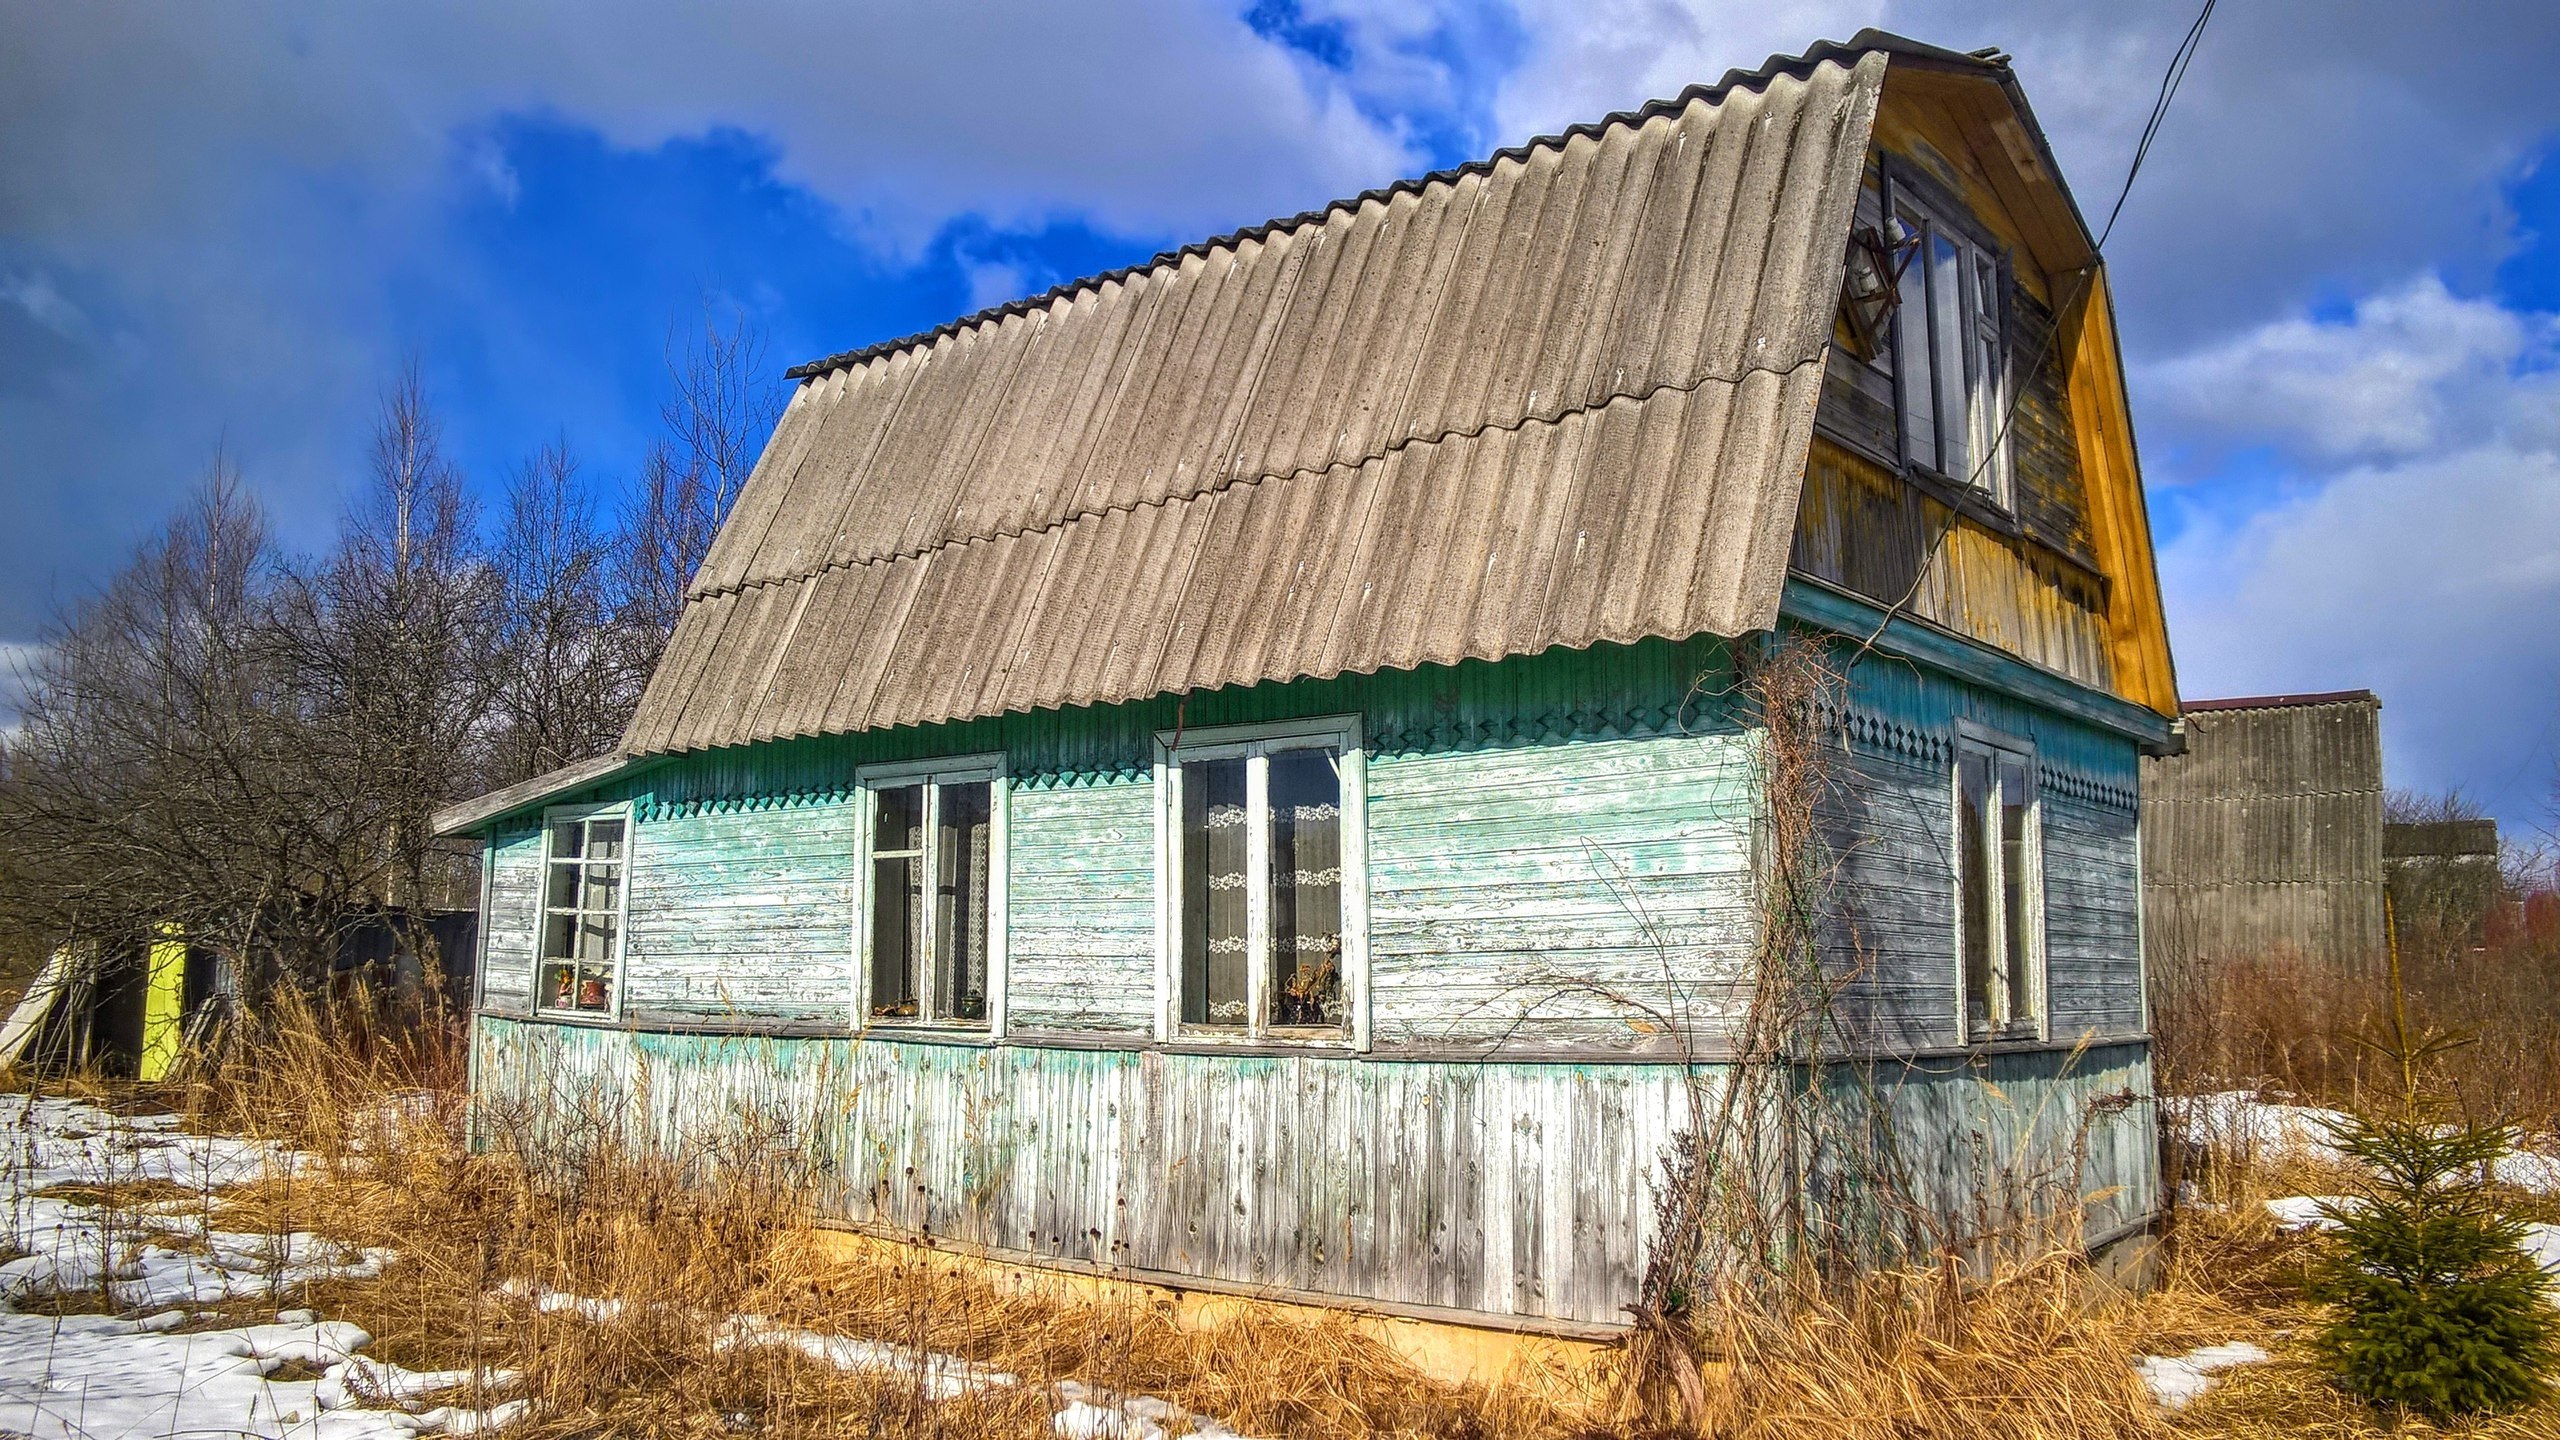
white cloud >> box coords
[0,1,1428,644]
[2150,277,2560,823]
[0,271,89,342]
[2142,276,2560,467]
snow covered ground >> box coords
[0,1093,1253,1440]
[0,1094,519,1439]
[2172,1090,2560,1195]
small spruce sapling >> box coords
[2306,896,2558,1419]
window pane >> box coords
[1181,757,1251,1027]
[935,781,993,1024]
[1929,230,1970,481]
[545,862,580,911]
[870,851,920,1018]
[586,818,625,861]
[874,784,924,855]
[1958,749,1995,1032]
[2000,755,2035,1022]
[1267,749,1344,1029]
[1973,319,2005,495]
[543,912,577,961]
[575,963,613,1013]
[577,915,616,962]
[548,820,584,860]
[1894,217,1936,468]
[580,862,620,914]
[540,962,578,1012]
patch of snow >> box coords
[2524,1223,2560,1292]
[0,1096,524,1440]
[2264,1195,2354,1232]
[716,1314,1016,1399]
[2136,1342,2270,1409]
[2494,1146,2560,1196]
[2176,1092,2560,1198]
[2173,1092,2353,1160]
[492,1278,625,1323]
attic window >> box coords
[1890,190,2011,502]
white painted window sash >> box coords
[853,754,1007,1036]
[533,801,633,1023]
[1155,715,1367,1050]
[1951,724,2044,1043]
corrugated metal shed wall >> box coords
[623,51,1887,756]
[2140,695,2385,971]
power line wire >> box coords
[2100,0,2218,251]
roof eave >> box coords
[431,752,648,838]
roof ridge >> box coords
[694,347,1833,603]
[783,32,1950,383]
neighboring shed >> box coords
[2385,817,2503,949]
[439,31,2179,1341]
[2140,691,2385,973]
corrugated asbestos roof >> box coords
[617,41,1898,758]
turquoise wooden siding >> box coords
[622,796,857,1024]
[474,1017,2154,1326]
[1006,774,1155,1032]
[481,826,542,1014]
[1367,731,1755,1049]
[473,634,1763,1047]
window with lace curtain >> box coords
[1157,717,1367,1044]
[858,755,1006,1030]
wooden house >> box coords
[437,31,2180,1340]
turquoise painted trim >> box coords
[1779,575,2178,753]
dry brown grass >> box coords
[2152,938,2560,1139]
[0,987,2541,1438]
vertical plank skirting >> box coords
[473,1018,2155,1327]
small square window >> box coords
[858,757,1005,1030]
[1954,733,2042,1041]
[1158,718,1366,1045]
[537,806,631,1018]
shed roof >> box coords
[2181,690,2378,715]
[611,38,1944,758]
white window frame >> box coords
[853,754,1009,1036]
[533,801,635,1023]
[1153,715,1369,1050]
[1951,723,2045,1043]
[1887,178,2012,505]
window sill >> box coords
[858,1023,999,1047]
[1165,1031,1358,1056]
[530,1009,627,1028]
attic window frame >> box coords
[1881,163,2015,508]
[853,754,1010,1037]
[1153,715,1371,1051]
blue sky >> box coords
[5,1,2560,830]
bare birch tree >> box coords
[621,302,780,646]
[486,437,644,784]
